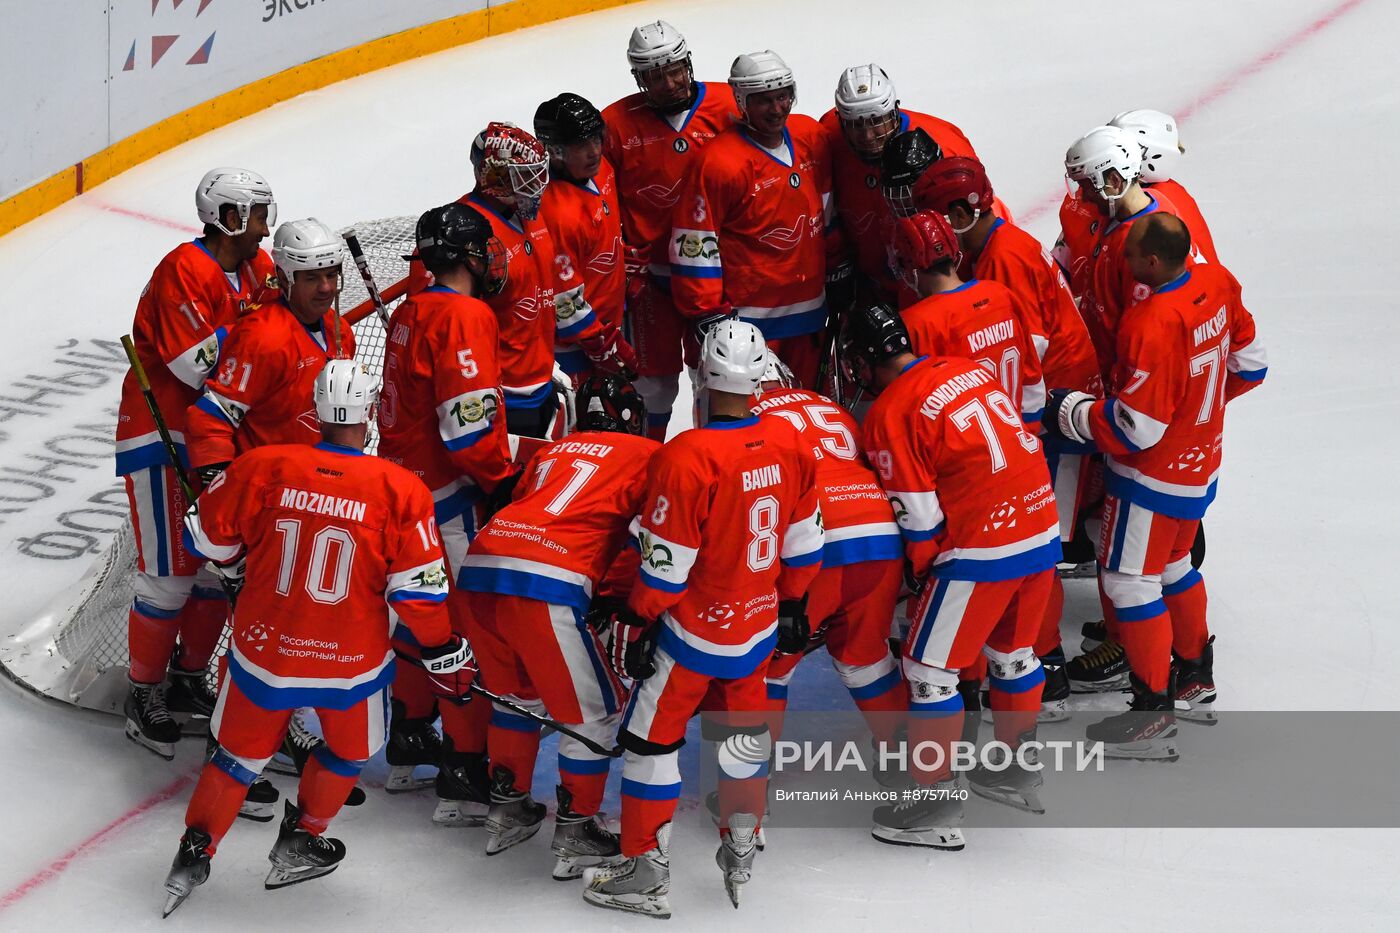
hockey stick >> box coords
[344,229,392,331]
[121,335,197,503]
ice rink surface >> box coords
[1,0,1398,928]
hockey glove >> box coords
[421,635,478,702]
[194,461,230,490]
[1043,389,1096,446]
[624,243,651,302]
[692,308,736,341]
[580,321,639,380]
[584,594,627,636]
[775,596,811,655]
[607,607,659,681]
[481,469,524,523]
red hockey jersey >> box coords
[186,299,353,469]
[901,279,1047,425]
[116,241,276,475]
[668,117,841,339]
[376,285,513,529]
[462,431,660,611]
[628,416,823,677]
[1055,182,1217,293]
[186,441,452,709]
[602,82,738,286]
[974,217,1099,394]
[862,356,1060,581]
[753,388,901,567]
[538,159,626,375]
[1086,264,1266,520]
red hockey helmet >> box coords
[890,211,961,289]
[920,156,994,232]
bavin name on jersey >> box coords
[919,366,996,420]
[278,486,368,523]
[742,464,782,491]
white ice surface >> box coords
[1,0,1399,928]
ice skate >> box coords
[1038,657,1072,723]
[384,700,441,792]
[161,828,212,918]
[1066,639,1130,693]
[484,767,547,855]
[704,790,768,851]
[124,680,180,760]
[551,786,620,880]
[166,663,217,719]
[1173,636,1218,725]
[583,822,671,919]
[265,801,346,890]
[968,741,1045,814]
[432,739,490,826]
[871,780,966,850]
[1085,675,1179,762]
[1079,619,1108,652]
[237,777,280,822]
[1057,560,1097,579]
[266,710,320,776]
[716,812,759,908]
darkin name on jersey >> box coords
[919,367,995,421]
[278,487,368,523]
[742,464,782,491]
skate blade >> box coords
[264,862,339,890]
[969,783,1045,815]
[583,887,672,920]
[433,799,487,827]
[162,890,191,918]
[1057,561,1097,579]
[264,753,300,777]
[1103,740,1179,762]
[125,722,176,761]
[237,801,277,823]
[870,825,966,850]
[1068,675,1130,694]
[1038,700,1072,724]
[724,877,746,909]
[1176,702,1218,726]
[552,852,620,881]
[384,766,437,794]
[485,820,544,855]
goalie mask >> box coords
[471,122,549,221]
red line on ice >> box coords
[92,202,202,234]
[0,772,194,914]
[1018,0,1371,224]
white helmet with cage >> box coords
[729,50,796,117]
[627,19,690,71]
[760,349,796,389]
[271,218,345,281]
[1065,125,1142,203]
[835,64,897,122]
[314,359,379,425]
[698,320,768,396]
[195,167,276,236]
[1109,109,1182,184]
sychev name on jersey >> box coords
[376,285,513,539]
[1055,180,1218,286]
[628,416,823,677]
[901,279,1047,426]
[539,158,627,376]
[973,217,1099,395]
[186,442,452,708]
[116,242,277,475]
[668,115,841,341]
[462,431,661,608]
[186,300,354,468]
[601,82,739,286]
[863,356,1061,581]
[1085,263,1267,520]
[820,108,979,306]
[753,388,902,567]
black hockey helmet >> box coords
[880,128,943,218]
[839,299,912,392]
[575,373,647,436]
[404,202,508,296]
[534,93,606,148]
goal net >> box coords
[0,218,417,714]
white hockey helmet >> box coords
[760,349,796,389]
[729,50,796,117]
[698,320,768,396]
[1065,125,1142,201]
[272,218,345,281]
[314,359,380,425]
[835,64,897,122]
[195,167,276,236]
[627,20,690,72]
[1109,109,1182,184]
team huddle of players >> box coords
[113,16,1269,920]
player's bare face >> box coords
[561,134,603,181]
[1075,177,1112,216]
[744,88,795,143]
[232,204,272,263]
[640,61,693,112]
[287,266,340,323]
[1122,234,1156,286]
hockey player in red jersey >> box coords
[117,168,277,758]
[535,93,632,386]
[1044,215,1266,757]
[162,360,476,917]
[185,218,354,476]
[584,322,823,917]
[603,19,738,439]
[459,375,658,875]
[668,50,842,387]
[890,210,1046,426]
[752,353,905,741]
[851,302,1061,844]
[377,203,514,809]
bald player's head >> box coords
[1124,213,1191,289]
